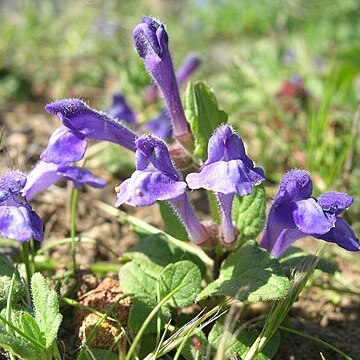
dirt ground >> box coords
[1,102,359,359]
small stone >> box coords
[75,277,132,349]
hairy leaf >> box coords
[31,272,62,349]
[119,257,162,303]
[0,323,37,359]
[159,261,202,307]
[197,242,290,302]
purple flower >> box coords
[23,161,106,200]
[0,171,43,242]
[260,170,360,257]
[176,53,201,85]
[186,125,265,244]
[144,52,201,104]
[44,99,137,164]
[145,54,201,139]
[115,135,187,207]
[41,126,88,164]
[187,125,265,195]
[133,17,192,146]
[115,135,211,245]
[146,108,172,139]
[107,94,136,125]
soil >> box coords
[1,102,359,359]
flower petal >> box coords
[293,198,335,234]
[40,126,88,164]
[0,171,27,203]
[115,170,187,207]
[135,136,180,178]
[22,162,61,200]
[186,160,264,195]
[57,165,107,189]
[275,170,312,204]
[315,217,360,252]
[133,17,167,59]
[0,205,43,242]
[45,99,137,152]
[263,227,305,258]
[259,201,299,256]
[317,191,353,215]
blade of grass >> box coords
[146,302,228,359]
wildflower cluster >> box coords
[0,15,359,360]
[0,15,358,256]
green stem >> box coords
[21,241,33,283]
[279,325,353,360]
[70,188,79,274]
[207,191,221,225]
[52,341,62,360]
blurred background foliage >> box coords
[1,0,360,230]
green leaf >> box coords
[232,185,266,240]
[127,297,171,334]
[197,242,290,302]
[208,321,280,359]
[31,272,62,349]
[119,257,163,303]
[0,323,37,359]
[0,252,24,308]
[184,81,228,160]
[122,234,206,277]
[280,246,337,274]
[158,201,188,241]
[13,310,45,347]
[159,261,202,307]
